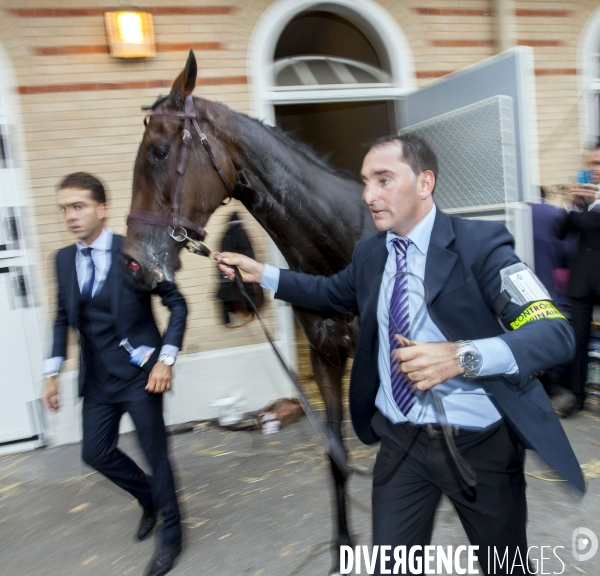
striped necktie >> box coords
[389,237,416,415]
[81,247,95,301]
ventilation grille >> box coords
[399,95,518,212]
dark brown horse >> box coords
[123,52,375,575]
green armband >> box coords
[509,301,566,330]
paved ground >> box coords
[1,409,600,576]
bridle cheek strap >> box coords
[127,95,234,241]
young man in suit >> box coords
[42,172,187,576]
[557,143,600,417]
[218,135,582,575]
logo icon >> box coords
[572,527,598,562]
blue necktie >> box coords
[389,238,416,415]
[81,247,95,301]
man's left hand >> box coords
[392,335,463,390]
[146,361,172,393]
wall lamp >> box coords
[104,11,156,59]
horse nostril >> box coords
[128,259,141,272]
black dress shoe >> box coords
[144,543,182,576]
[137,505,157,540]
[559,399,585,419]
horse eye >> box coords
[149,145,169,163]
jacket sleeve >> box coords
[154,280,188,349]
[474,223,575,388]
[50,251,69,359]
[274,243,362,314]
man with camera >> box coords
[557,143,600,417]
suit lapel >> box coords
[362,232,388,321]
[424,209,459,304]
[107,234,123,325]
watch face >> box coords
[160,355,175,366]
[461,351,482,372]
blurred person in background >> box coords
[215,211,263,328]
[41,172,187,576]
[557,143,600,418]
[531,187,572,303]
[530,187,574,398]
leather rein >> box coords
[126,94,233,243]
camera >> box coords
[574,169,594,184]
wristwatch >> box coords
[456,341,483,377]
[158,354,176,367]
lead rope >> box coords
[183,236,367,478]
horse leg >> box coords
[309,346,351,576]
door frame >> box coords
[578,6,600,146]
[247,0,416,123]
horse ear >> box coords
[170,50,197,103]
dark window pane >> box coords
[277,66,302,86]
[349,66,379,83]
[308,60,342,85]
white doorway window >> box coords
[249,0,415,118]
[273,56,392,89]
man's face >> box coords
[361,143,433,237]
[588,148,600,184]
[57,187,106,244]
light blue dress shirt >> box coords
[43,228,179,375]
[261,205,519,429]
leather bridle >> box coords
[127,94,233,242]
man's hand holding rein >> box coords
[217,252,265,284]
[392,335,463,391]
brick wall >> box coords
[0,0,598,370]
[0,1,272,371]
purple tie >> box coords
[389,238,416,415]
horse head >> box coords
[123,51,236,289]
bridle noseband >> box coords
[127,94,233,242]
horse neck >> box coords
[227,114,370,274]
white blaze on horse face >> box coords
[360,144,433,239]
[57,187,106,246]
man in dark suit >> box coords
[218,135,582,575]
[42,172,187,576]
[557,144,600,417]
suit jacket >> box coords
[557,205,600,298]
[277,208,584,491]
[51,234,187,396]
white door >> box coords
[0,90,44,453]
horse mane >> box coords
[254,119,358,182]
[141,94,169,112]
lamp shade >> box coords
[104,11,156,59]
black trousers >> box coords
[570,294,600,403]
[371,412,527,576]
[81,386,181,546]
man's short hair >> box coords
[58,172,107,204]
[369,133,439,185]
